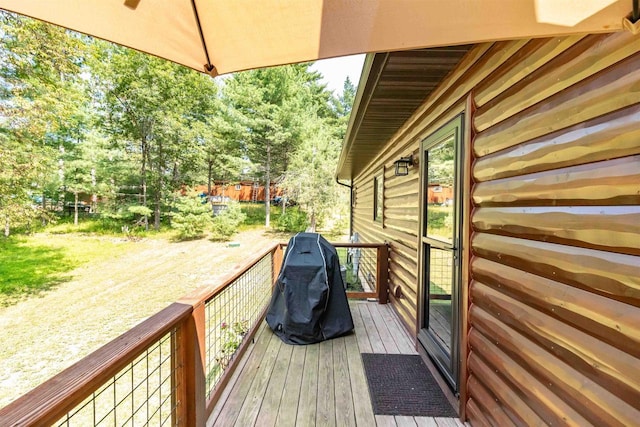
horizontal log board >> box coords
[467,331,593,427]
[473,103,640,182]
[470,283,640,408]
[465,399,491,427]
[388,250,419,280]
[473,35,585,107]
[471,233,640,306]
[475,51,640,156]
[385,210,420,222]
[469,313,639,426]
[388,261,418,293]
[466,359,540,427]
[471,206,640,255]
[474,31,640,133]
[471,258,640,358]
[472,156,640,207]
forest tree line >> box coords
[0,12,356,236]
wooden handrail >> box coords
[280,240,390,304]
[280,241,385,249]
[178,243,280,306]
[0,302,193,427]
[332,242,387,248]
[0,243,282,427]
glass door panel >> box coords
[419,115,463,392]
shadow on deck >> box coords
[208,301,465,427]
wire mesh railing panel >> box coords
[54,331,178,427]
[204,252,274,398]
[427,246,453,353]
[335,247,379,293]
[428,247,453,296]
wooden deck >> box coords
[208,301,465,427]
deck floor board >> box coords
[208,301,463,426]
[275,344,306,426]
[368,303,401,354]
[316,340,337,426]
[358,303,387,353]
[352,303,373,353]
[255,342,293,426]
[233,332,281,426]
[334,337,357,426]
[296,343,319,426]
[210,324,273,427]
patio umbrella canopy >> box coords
[0,1,630,76]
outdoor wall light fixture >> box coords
[394,155,414,176]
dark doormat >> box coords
[361,353,457,417]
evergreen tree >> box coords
[0,12,91,233]
[224,64,335,227]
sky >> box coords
[310,54,365,96]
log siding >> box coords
[350,32,640,425]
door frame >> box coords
[417,113,465,392]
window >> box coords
[235,184,241,191]
[373,171,383,223]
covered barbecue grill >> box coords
[266,233,354,345]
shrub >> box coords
[171,197,213,239]
[127,205,152,218]
[427,209,446,229]
[211,201,246,240]
[275,208,308,232]
[240,203,267,226]
[330,214,349,236]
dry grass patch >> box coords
[0,228,282,407]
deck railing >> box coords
[0,241,388,427]
[333,243,389,303]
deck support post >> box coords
[376,243,389,304]
[176,302,206,427]
[273,244,284,286]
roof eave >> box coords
[336,52,389,182]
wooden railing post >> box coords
[272,244,284,286]
[376,243,389,304]
[176,301,206,427]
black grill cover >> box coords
[266,233,354,344]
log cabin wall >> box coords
[351,31,640,425]
[468,31,640,426]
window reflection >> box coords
[428,247,453,354]
[426,136,455,244]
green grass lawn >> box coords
[0,234,132,306]
[0,238,72,301]
[0,205,303,306]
